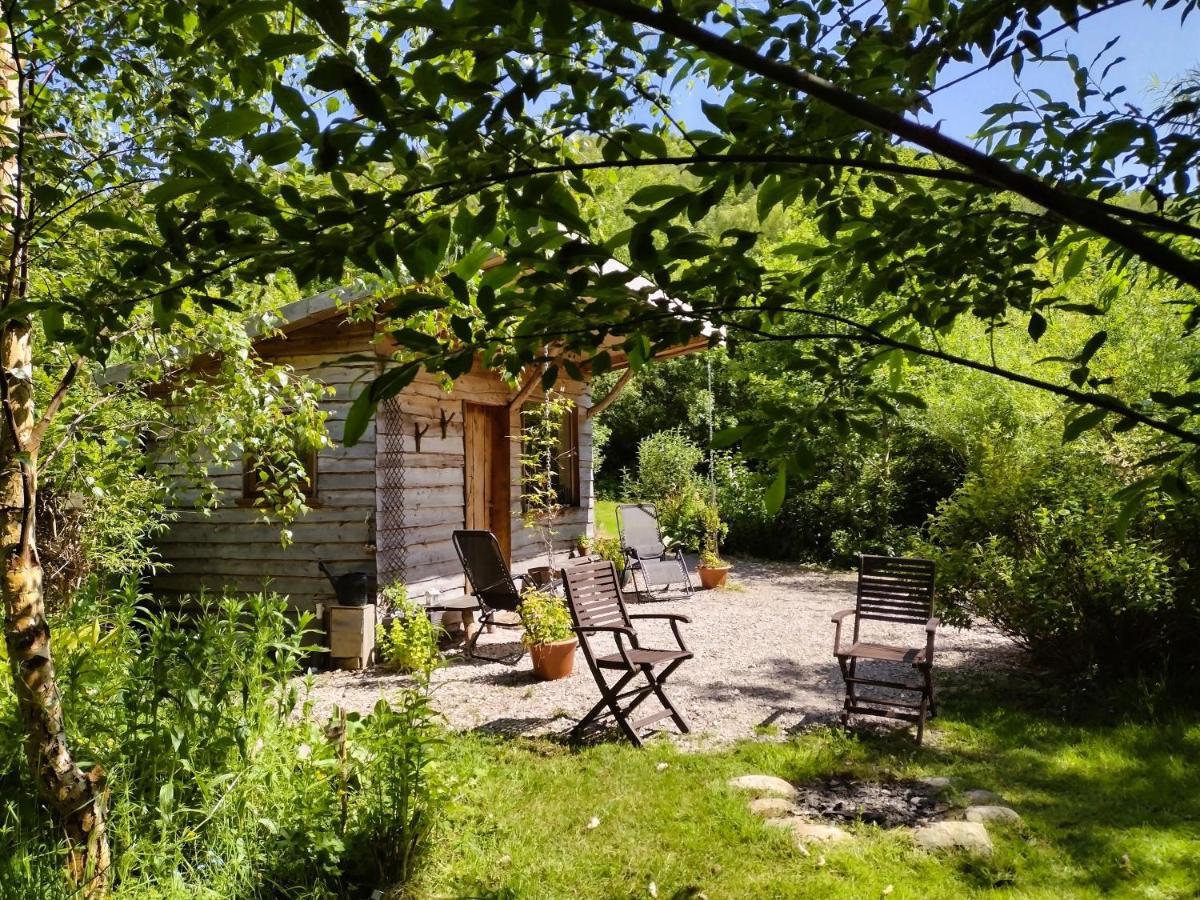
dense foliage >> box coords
[0,587,444,897]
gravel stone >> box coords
[728,775,798,800]
[302,558,1021,747]
[748,797,802,818]
[912,821,993,855]
[963,805,1021,824]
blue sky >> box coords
[663,3,1198,144]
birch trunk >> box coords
[1,17,110,895]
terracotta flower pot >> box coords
[530,638,578,680]
[698,565,731,590]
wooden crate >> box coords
[327,603,376,669]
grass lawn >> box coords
[415,674,1200,898]
[595,498,620,539]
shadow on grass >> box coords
[907,667,1200,894]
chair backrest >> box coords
[560,558,632,634]
[617,503,666,558]
[452,530,522,612]
[856,554,935,628]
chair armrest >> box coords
[572,624,636,638]
[628,614,690,652]
[831,607,855,655]
[925,617,940,634]
[925,617,940,660]
[572,625,638,668]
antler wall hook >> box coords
[439,409,456,439]
[413,421,429,452]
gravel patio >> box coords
[304,557,1024,747]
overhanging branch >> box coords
[573,0,1200,289]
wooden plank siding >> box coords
[151,312,594,613]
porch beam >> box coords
[508,363,545,412]
[585,368,634,420]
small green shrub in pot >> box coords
[375,582,441,676]
[518,590,575,646]
[592,535,626,575]
[519,590,577,680]
[698,502,728,567]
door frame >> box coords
[463,401,512,564]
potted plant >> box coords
[572,533,592,556]
[518,589,577,680]
[697,503,732,590]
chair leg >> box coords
[648,659,691,734]
[916,691,928,745]
[572,670,635,740]
[924,666,938,718]
[676,552,694,596]
[463,611,489,658]
[839,656,858,729]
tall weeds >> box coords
[1,581,444,898]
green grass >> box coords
[415,673,1200,899]
[595,498,620,539]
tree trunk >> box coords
[1,17,110,896]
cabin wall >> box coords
[380,369,594,600]
[153,316,595,612]
[152,320,379,612]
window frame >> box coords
[520,400,581,509]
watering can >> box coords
[318,562,371,606]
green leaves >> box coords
[345,362,421,447]
[630,184,692,206]
[245,129,302,165]
[78,211,146,235]
[1061,244,1089,281]
[200,105,268,139]
[1063,407,1109,443]
[296,0,350,46]
[764,464,788,516]
[711,425,753,449]
[1028,311,1047,342]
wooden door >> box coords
[463,402,511,563]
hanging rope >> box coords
[706,354,716,506]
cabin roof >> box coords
[264,260,716,368]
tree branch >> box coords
[572,0,1200,290]
[28,356,82,452]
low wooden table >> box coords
[423,594,483,647]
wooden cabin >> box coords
[150,287,705,616]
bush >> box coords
[0,582,445,897]
[376,583,442,675]
[518,590,574,646]
[719,427,963,565]
[591,535,626,575]
[623,430,712,550]
[343,695,446,889]
[921,438,1180,678]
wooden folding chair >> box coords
[831,554,940,744]
[560,558,693,747]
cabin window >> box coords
[242,447,319,502]
[521,400,580,508]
